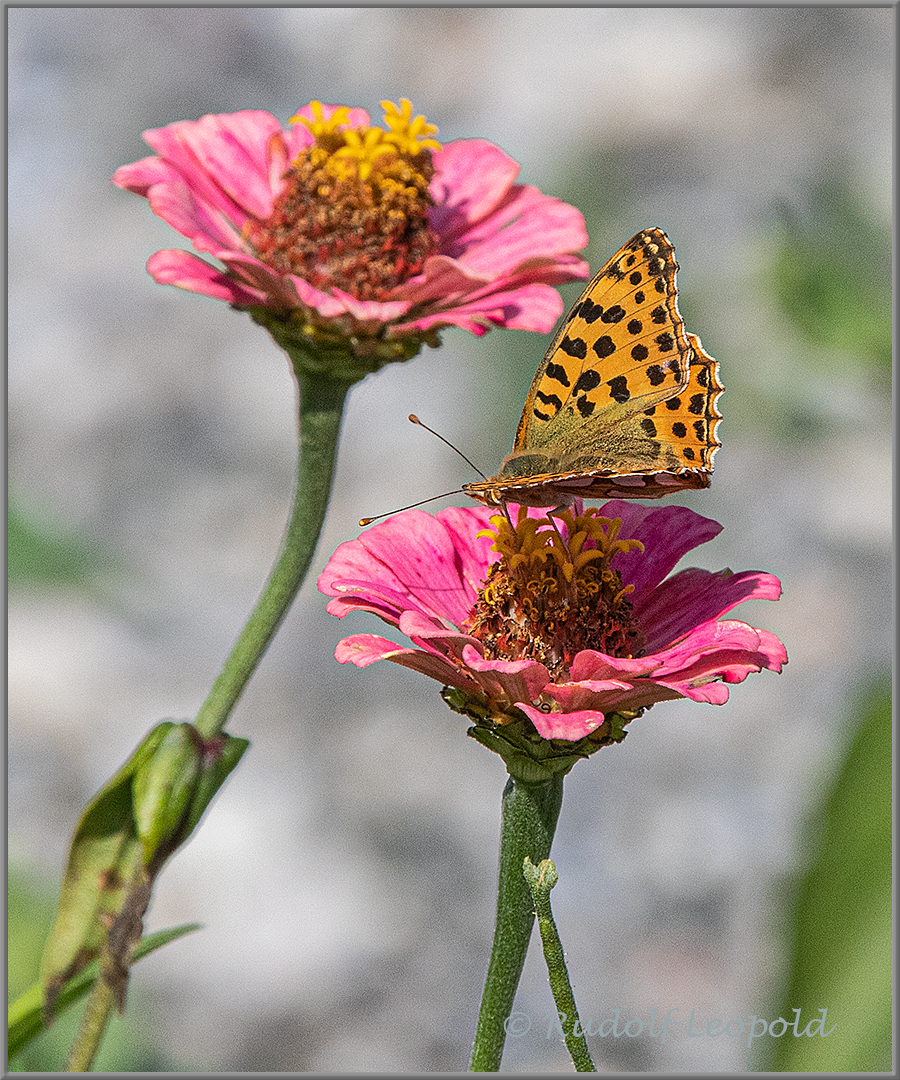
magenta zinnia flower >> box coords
[112,99,589,348]
[318,501,786,762]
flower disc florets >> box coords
[246,100,441,301]
[466,506,647,680]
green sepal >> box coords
[181,733,248,839]
[249,306,437,384]
[441,686,495,724]
[444,685,643,783]
[131,725,248,862]
[466,723,588,783]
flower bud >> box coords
[131,722,203,864]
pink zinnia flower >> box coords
[318,501,786,755]
[112,99,589,347]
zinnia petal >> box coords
[141,110,283,221]
[460,645,552,705]
[515,704,605,742]
[449,185,591,279]
[146,249,267,306]
[428,139,522,241]
[603,501,723,601]
[638,567,783,653]
[335,633,480,693]
[393,282,570,336]
[318,509,487,629]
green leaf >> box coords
[8,923,201,1059]
[761,680,891,1072]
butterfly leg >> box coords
[545,505,573,540]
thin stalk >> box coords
[470,775,564,1072]
[64,980,114,1072]
[523,858,596,1071]
[193,371,348,738]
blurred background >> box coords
[8,7,891,1073]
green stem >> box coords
[193,371,348,739]
[64,979,114,1072]
[523,858,596,1072]
[470,775,564,1072]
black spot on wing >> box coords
[574,370,601,393]
[536,391,563,414]
[559,336,586,361]
[592,336,616,359]
[578,299,604,323]
[545,361,572,387]
[607,375,630,403]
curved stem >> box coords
[59,367,348,1072]
[64,979,114,1072]
[470,775,564,1072]
[193,371,348,739]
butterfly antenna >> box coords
[408,414,488,480]
[359,489,466,528]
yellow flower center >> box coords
[464,506,647,681]
[246,99,441,301]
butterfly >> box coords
[463,228,723,509]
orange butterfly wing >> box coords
[464,229,723,507]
